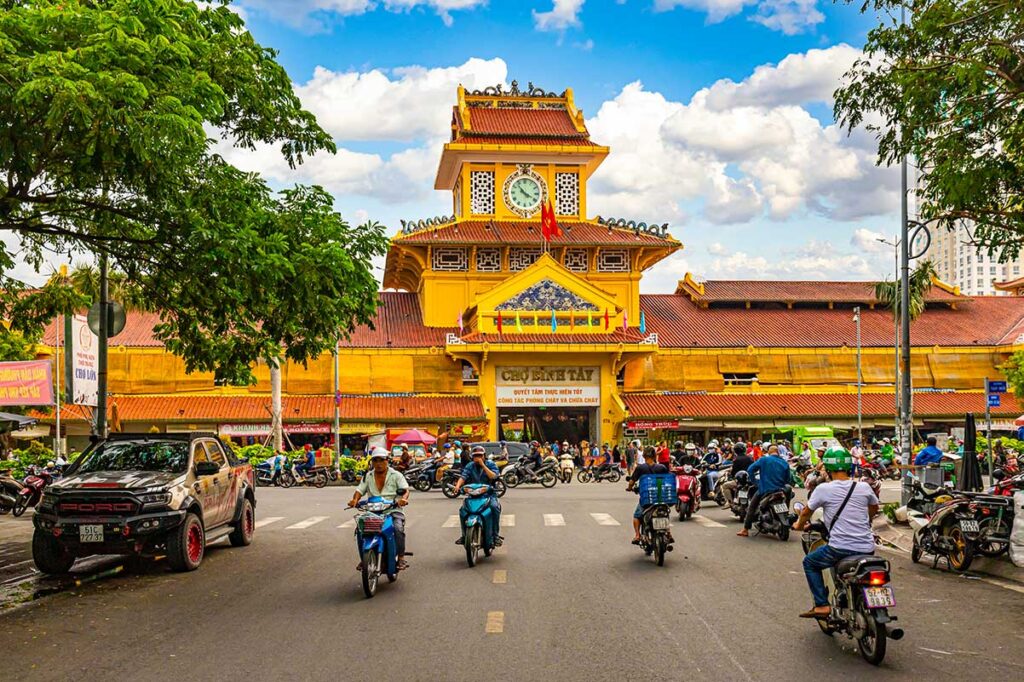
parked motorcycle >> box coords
[672,464,701,521]
[458,484,499,567]
[906,481,976,572]
[502,459,557,488]
[287,463,328,489]
[558,453,574,484]
[0,472,23,513]
[406,457,446,492]
[12,466,54,517]
[576,464,622,484]
[349,497,402,599]
[795,502,904,666]
[634,473,677,566]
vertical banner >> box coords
[69,314,99,406]
[0,360,53,406]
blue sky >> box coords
[208,0,903,293]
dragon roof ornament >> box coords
[595,216,672,239]
[467,80,564,99]
[399,215,456,235]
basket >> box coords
[358,514,384,534]
[638,474,678,506]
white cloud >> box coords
[585,44,899,226]
[238,0,486,31]
[653,0,823,34]
[703,239,882,280]
[850,228,895,254]
[533,0,585,31]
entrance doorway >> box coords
[498,407,593,445]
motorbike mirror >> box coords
[792,501,806,513]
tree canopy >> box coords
[836,1,1024,257]
[0,0,387,384]
[873,259,937,321]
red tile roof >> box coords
[34,394,484,423]
[623,392,1023,420]
[454,107,592,146]
[42,311,165,347]
[394,221,677,246]
[680,279,963,304]
[344,292,454,348]
[451,136,598,147]
[640,294,1024,348]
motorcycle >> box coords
[713,466,732,507]
[730,470,753,519]
[558,453,574,484]
[288,463,328,488]
[407,457,446,492]
[749,487,793,541]
[502,459,557,488]
[672,464,701,521]
[255,460,291,487]
[458,484,500,567]
[350,497,402,598]
[906,481,976,572]
[635,473,677,566]
[0,472,23,513]
[13,466,54,517]
[795,502,904,666]
[575,464,622,484]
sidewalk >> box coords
[873,516,1024,585]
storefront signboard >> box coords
[626,420,680,430]
[495,366,600,407]
[219,423,331,437]
[0,360,53,406]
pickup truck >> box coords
[32,432,256,574]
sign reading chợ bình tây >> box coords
[495,366,600,407]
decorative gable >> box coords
[496,279,600,312]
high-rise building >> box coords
[917,222,1024,296]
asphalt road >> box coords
[1,481,1023,682]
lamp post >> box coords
[854,306,862,444]
[877,237,901,443]
[333,338,341,471]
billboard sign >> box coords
[0,360,53,406]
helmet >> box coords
[369,447,390,460]
[46,461,55,468]
[733,442,747,457]
[674,441,684,449]
[471,445,486,456]
[685,443,696,451]
[822,447,854,472]
[304,444,312,451]
[453,440,462,447]
[708,440,719,448]
[734,470,749,484]
[443,443,452,449]
[530,440,540,448]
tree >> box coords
[0,327,37,361]
[1002,351,1024,404]
[66,263,149,312]
[0,1,387,385]
[874,260,937,320]
[835,1,1024,257]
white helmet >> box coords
[369,447,390,460]
[684,443,697,451]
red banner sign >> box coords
[0,360,53,406]
[627,420,680,430]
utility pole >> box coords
[878,237,902,444]
[95,254,109,438]
[333,338,341,470]
[854,306,862,444]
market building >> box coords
[33,83,1024,451]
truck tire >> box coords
[32,529,75,574]
[168,513,205,572]
[229,498,255,547]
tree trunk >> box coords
[270,361,282,452]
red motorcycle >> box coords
[12,466,54,517]
[672,464,702,521]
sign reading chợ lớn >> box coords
[495,366,600,407]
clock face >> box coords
[509,177,542,211]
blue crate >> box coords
[638,474,678,506]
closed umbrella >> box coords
[960,413,983,492]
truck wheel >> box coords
[229,498,255,547]
[168,513,205,572]
[32,529,75,574]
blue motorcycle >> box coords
[351,497,400,598]
[460,484,498,567]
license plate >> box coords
[738,490,748,500]
[863,586,896,609]
[652,517,670,530]
[79,524,104,543]
[960,519,980,533]
[772,503,788,514]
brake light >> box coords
[867,570,888,586]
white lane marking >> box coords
[442,515,460,528]
[492,569,507,584]
[590,513,620,526]
[919,648,953,656]
[485,611,505,634]
[286,516,328,530]
[543,514,565,527]
[337,519,355,529]
[500,514,515,527]
[254,516,284,529]
[692,515,726,528]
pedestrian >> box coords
[625,439,638,473]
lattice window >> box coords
[476,247,501,272]
[432,247,469,271]
[597,249,629,272]
[454,178,463,218]
[555,172,579,216]
[470,170,495,215]
[509,248,542,271]
[564,248,589,273]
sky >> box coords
[11,0,907,294]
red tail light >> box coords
[866,570,888,586]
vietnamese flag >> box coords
[496,313,503,334]
[604,308,610,330]
[541,200,562,241]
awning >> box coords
[0,411,38,434]
[11,423,49,439]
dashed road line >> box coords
[254,516,284,529]
[692,515,726,528]
[337,519,355,529]
[492,569,507,584]
[442,515,461,528]
[500,514,515,527]
[485,611,505,633]
[590,513,620,526]
[543,514,565,527]
[286,516,328,530]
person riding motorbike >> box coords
[737,446,791,538]
[702,445,723,492]
[676,442,700,468]
[453,445,502,547]
[596,443,615,478]
[626,447,670,545]
[669,441,686,467]
[791,447,879,618]
[524,441,544,480]
[721,442,753,506]
[347,447,411,570]
[396,445,414,472]
[914,435,945,466]
[295,443,316,480]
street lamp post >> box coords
[878,237,901,443]
[854,306,862,444]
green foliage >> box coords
[873,260,937,321]
[0,440,54,478]
[236,443,273,466]
[0,1,387,384]
[836,1,1024,256]
[1001,351,1024,404]
[0,328,39,362]
[977,435,1023,452]
[882,502,899,524]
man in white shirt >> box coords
[348,447,411,569]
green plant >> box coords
[0,440,55,478]
[882,503,899,524]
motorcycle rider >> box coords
[596,443,614,478]
[452,445,503,547]
[737,445,791,538]
[396,445,414,472]
[295,443,316,481]
[702,444,723,492]
[269,450,287,486]
[721,442,753,507]
[524,441,544,481]
[792,447,879,618]
[626,447,670,545]
[670,441,686,466]
[348,447,411,570]
[914,435,945,466]
[677,442,700,468]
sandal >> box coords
[397,559,409,570]
[355,562,364,571]
[799,607,830,619]
[631,538,641,545]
